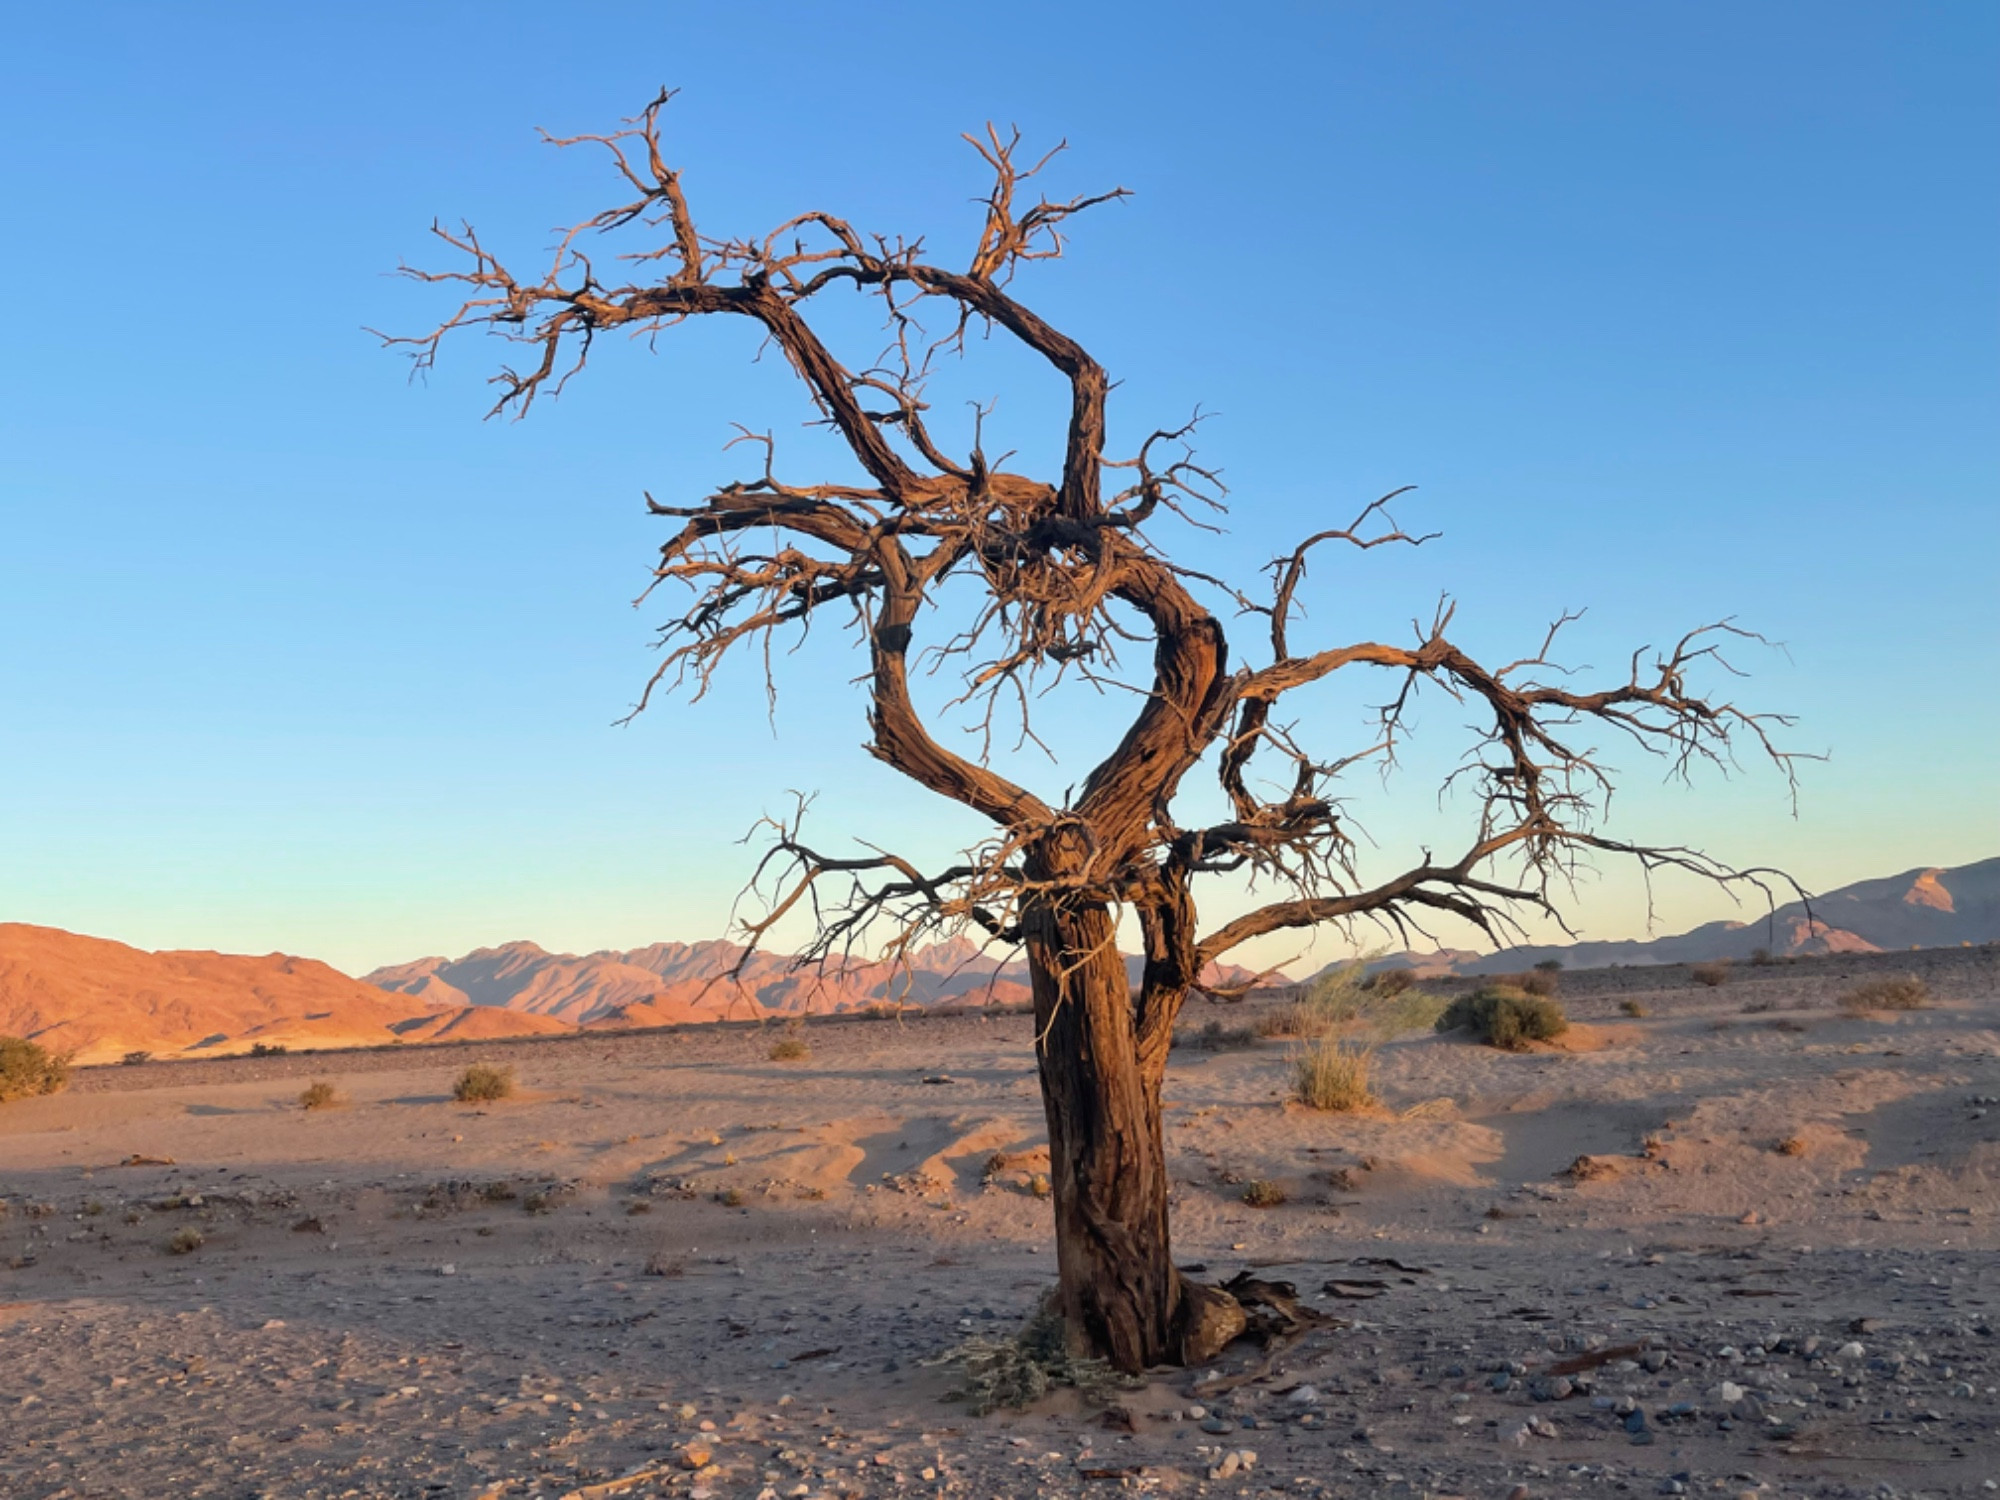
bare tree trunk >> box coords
[1023,895,1182,1373]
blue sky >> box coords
[2,2,1994,975]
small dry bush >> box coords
[1436,985,1568,1050]
[768,1035,811,1062]
[1494,969,1560,999]
[1363,967,1417,997]
[0,1037,70,1103]
[1241,1179,1287,1207]
[299,1081,338,1111]
[1750,946,1774,966]
[924,1291,1138,1415]
[250,1041,288,1056]
[1177,1018,1257,1051]
[1838,976,1929,1014]
[1619,999,1649,1018]
[1293,1039,1376,1112]
[1533,958,1564,974]
[1775,1135,1808,1157]
[122,1050,152,1066]
[1690,962,1731,988]
[452,1064,515,1103]
[167,1227,204,1255]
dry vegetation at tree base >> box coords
[451,1064,514,1103]
[0,1035,69,1102]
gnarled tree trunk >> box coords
[1022,891,1184,1373]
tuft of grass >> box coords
[1618,999,1649,1018]
[0,1036,70,1103]
[1362,967,1417,997]
[1435,985,1568,1050]
[1838,976,1929,1014]
[298,1080,338,1111]
[452,1064,515,1103]
[166,1227,204,1255]
[1292,1039,1376,1112]
[1690,962,1731,988]
[1266,960,1447,1042]
[1241,1179,1287,1208]
[768,1034,811,1062]
[717,1187,745,1208]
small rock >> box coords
[439,1264,456,1277]
[1641,1349,1669,1373]
[1286,1384,1320,1405]
[1491,1371,1513,1393]
[1837,1341,1866,1360]
[1199,1415,1236,1435]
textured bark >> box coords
[1023,889,1182,1372]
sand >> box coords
[3,946,1998,1498]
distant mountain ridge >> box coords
[1354,856,2000,978]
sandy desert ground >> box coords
[4,946,1998,1500]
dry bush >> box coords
[452,1064,515,1103]
[299,1081,338,1111]
[1838,976,1929,1014]
[1436,985,1569,1050]
[0,1037,70,1103]
[1177,1018,1258,1051]
[1690,962,1731,988]
[1240,1179,1287,1208]
[1498,969,1560,999]
[1750,946,1774,966]
[250,1041,288,1056]
[1362,967,1417,997]
[924,1291,1138,1415]
[1293,1039,1376,1112]
[768,1034,811,1062]
[1271,961,1446,1041]
[1619,999,1648,1018]
[1533,958,1564,974]
[166,1227,204,1255]
[122,1050,152,1066]
[1767,1016,1809,1034]
[1775,1135,1808,1157]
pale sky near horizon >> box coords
[3,2,1995,976]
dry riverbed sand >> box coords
[3,947,1998,1499]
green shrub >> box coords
[1241,1179,1287,1208]
[0,1036,70,1103]
[1436,984,1569,1050]
[452,1063,515,1103]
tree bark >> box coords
[1022,890,1183,1374]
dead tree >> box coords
[387,93,1799,1373]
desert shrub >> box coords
[452,1063,515,1103]
[768,1035,811,1062]
[1027,1172,1051,1198]
[1750,946,1774,967]
[250,1041,288,1056]
[1838,976,1929,1014]
[1533,958,1564,973]
[1177,1018,1257,1051]
[1690,962,1731,988]
[1775,1135,1808,1157]
[1435,984,1568,1050]
[1362,967,1416,997]
[1618,999,1648,1018]
[167,1227,204,1255]
[1293,1039,1376,1112]
[0,1037,70,1103]
[299,1081,338,1111]
[1241,1179,1287,1208]
[122,1050,152,1066]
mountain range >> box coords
[1362,856,2000,977]
[6,856,1993,1064]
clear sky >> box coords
[3,2,1994,976]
